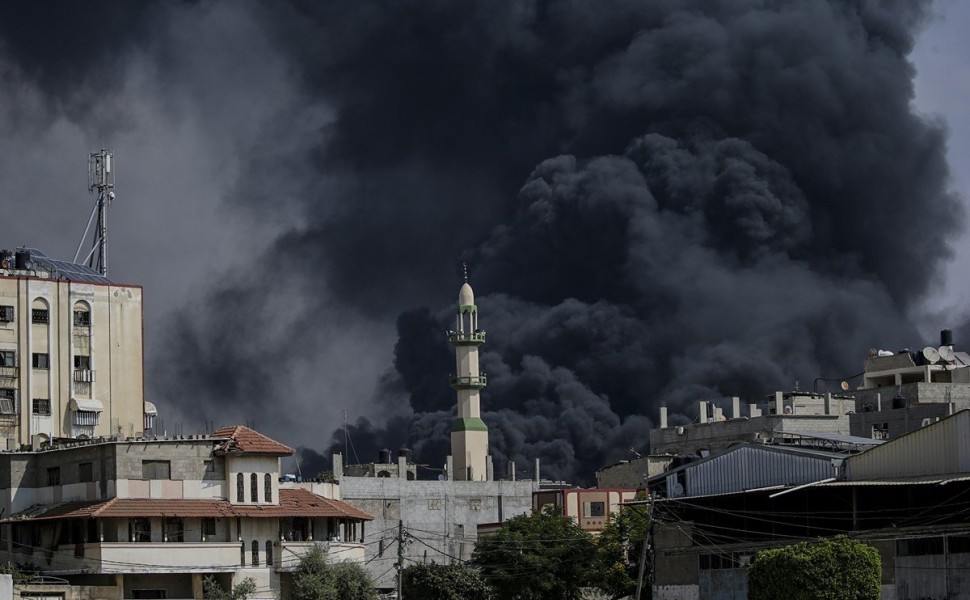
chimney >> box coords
[509,461,516,481]
[732,396,741,419]
[332,452,343,480]
[775,391,784,415]
[749,403,761,418]
[713,407,724,421]
[699,400,709,423]
[660,405,668,428]
[535,458,541,482]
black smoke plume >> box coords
[0,1,959,484]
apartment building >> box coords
[0,425,372,600]
[0,248,148,447]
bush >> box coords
[748,535,881,600]
[292,545,377,600]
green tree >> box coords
[748,535,881,600]
[596,502,650,599]
[202,576,257,600]
[291,545,378,600]
[472,505,599,600]
[401,562,493,600]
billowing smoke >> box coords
[0,1,960,484]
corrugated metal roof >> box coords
[846,410,970,480]
[821,474,970,487]
[685,445,840,497]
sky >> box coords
[0,1,967,484]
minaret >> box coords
[448,267,490,481]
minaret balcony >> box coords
[448,331,486,346]
[449,375,487,390]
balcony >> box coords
[449,375,487,390]
[447,331,486,345]
[74,369,96,383]
[11,542,243,574]
[276,541,366,571]
[0,366,17,380]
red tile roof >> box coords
[3,489,372,522]
[211,425,294,456]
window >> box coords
[164,517,184,542]
[47,467,60,486]
[252,540,259,566]
[79,462,93,482]
[428,499,441,510]
[0,350,14,367]
[74,355,91,370]
[0,306,13,323]
[470,498,482,511]
[0,389,16,415]
[142,460,171,479]
[872,422,889,440]
[73,310,91,327]
[73,410,99,426]
[31,309,49,324]
[583,501,606,518]
[131,590,166,599]
[897,537,945,557]
[202,518,216,538]
[251,473,258,502]
[32,353,49,370]
[32,398,50,416]
[236,473,244,502]
[131,518,151,542]
[265,473,273,503]
[266,540,273,566]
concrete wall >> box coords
[339,477,536,589]
[650,414,848,457]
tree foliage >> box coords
[203,576,256,600]
[401,562,493,600]
[596,502,650,599]
[291,545,378,600]
[472,505,599,600]
[748,535,881,600]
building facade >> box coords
[0,425,371,600]
[0,248,148,447]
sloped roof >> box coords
[211,425,294,456]
[3,489,372,522]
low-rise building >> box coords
[0,425,371,600]
[532,488,637,533]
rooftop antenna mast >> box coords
[73,149,115,275]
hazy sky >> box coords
[0,1,966,481]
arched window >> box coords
[265,473,273,503]
[251,473,258,502]
[266,540,274,567]
[31,298,49,325]
[252,540,259,566]
[236,473,244,502]
[73,301,92,328]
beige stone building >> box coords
[0,248,148,447]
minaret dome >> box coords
[458,282,474,306]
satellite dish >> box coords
[840,381,850,391]
[923,346,941,363]
[437,474,445,481]
[940,346,955,362]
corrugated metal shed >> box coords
[653,444,842,498]
[846,409,970,480]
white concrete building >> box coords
[0,248,149,447]
[0,425,372,600]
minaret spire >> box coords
[448,272,490,481]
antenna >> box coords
[73,149,115,275]
[462,261,469,282]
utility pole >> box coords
[634,498,655,600]
[396,519,404,599]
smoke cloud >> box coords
[0,1,961,483]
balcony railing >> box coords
[447,331,486,345]
[73,369,96,383]
[449,375,487,390]
[0,366,17,379]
